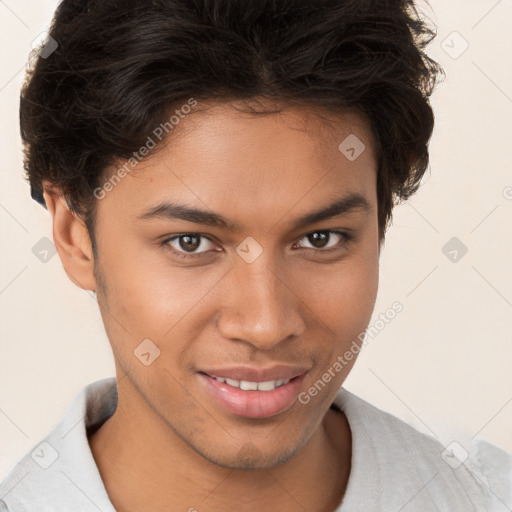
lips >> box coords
[197,365,310,418]
[200,365,309,383]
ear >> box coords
[42,182,96,292]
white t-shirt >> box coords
[0,377,510,511]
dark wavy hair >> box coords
[20,0,444,252]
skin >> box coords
[43,100,381,512]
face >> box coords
[92,101,380,469]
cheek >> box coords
[293,245,379,397]
[299,249,379,336]
[296,254,378,410]
[100,235,224,333]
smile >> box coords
[212,376,291,391]
[198,371,307,419]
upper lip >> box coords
[199,365,310,382]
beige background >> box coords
[1,0,511,480]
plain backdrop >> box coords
[1,0,511,480]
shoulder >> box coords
[333,388,512,511]
[0,378,117,512]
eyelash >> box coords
[161,230,354,261]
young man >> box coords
[1,0,510,510]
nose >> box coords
[216,253,306,350]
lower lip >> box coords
[198,373,306,419]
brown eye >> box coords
[178,234,201,252]
[306,232,330,248]
[296,230,349,250]
[163,233,217,258]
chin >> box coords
[197,441,300,471]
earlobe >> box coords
[43,183,97,292]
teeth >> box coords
[214,376,291,391]
[240,380,258,391]
[257,380,277,391]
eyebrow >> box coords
[136,192,372,231]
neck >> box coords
[88,377,351,512]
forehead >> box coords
[98,101,378,228]
[163,100,376,166]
